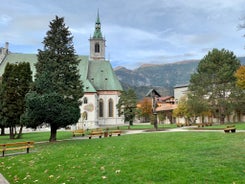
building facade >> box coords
[77,13,124,129]
[0,13,124,130]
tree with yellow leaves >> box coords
[235,65,245,89]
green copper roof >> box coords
[83,79,97,93]
[87,60,123,91]
[96,10,100,24]
[93,11,103,39]
[0,53,37,78]
[0,53,123,92]
[77,55,122,92]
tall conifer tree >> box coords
[1,62,32,139]
[24,16,83,141]
[189,48,240,124]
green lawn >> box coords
[1,131,245,183]
[0,131,72,144]
[118,123,176,130]
[192,122,245,130]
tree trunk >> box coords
[129,120,133,126]
[0,126,5,135]
[16,125,23,139]
[154,113,158,130]
[220,114,225,124]
[237,111,241,122]
[219,106,225,124]
[49,125,57,142]
[9,126,15,139]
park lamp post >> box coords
[146,89,161,130]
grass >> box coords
[1,130,245,183]
[0,131,72,144]
[193,122,245,130]
[117,123,176,130]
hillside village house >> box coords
[0,13,124,129]
[156,95,177,124]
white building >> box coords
[77,13,124,129]
[174,84,188,104]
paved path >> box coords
[0,174,9,184]
[35,126,245,143]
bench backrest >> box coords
[0,141,34,147]
[227,125,235,128]
[74,129,84,133]
[91,128,103,132]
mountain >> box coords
[115,57,245,99]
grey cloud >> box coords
[0,0,245,69]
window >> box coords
[95,43,100,53]
[84,97,88,104]
[99,99,104,117]
[108,99,114,117]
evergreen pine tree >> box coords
[117,89,137,126]
[1,62,32,139]
[189,48,240,124]
[24,16,83,141]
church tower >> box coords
[89,11,106,60]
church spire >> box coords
[96,10,100,24]
[89,10,106,60]
[93,10,103,39]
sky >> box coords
[0,0,245,69]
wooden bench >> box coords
[72,129,85,137]
[89,129,103,139]
[197,122,213,128]
[0,141,34,157]
[224,125,236,133]
[109,130,122,137]
[197,123,206,127]
[176,123,183,127]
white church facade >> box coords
[0,13,124,130]
[77,13,124,129]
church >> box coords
[0,13,124,129]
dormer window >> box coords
[95,43,100,53]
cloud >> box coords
[0,14,12,25]
[1,0,245,69]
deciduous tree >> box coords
[137,97,152,122]
[173,96,190,124]
[235,65,245,89]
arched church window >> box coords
[84,97,88,104]
[108,99,114,117]
[99,99,104,117]
[95,43,100,53]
